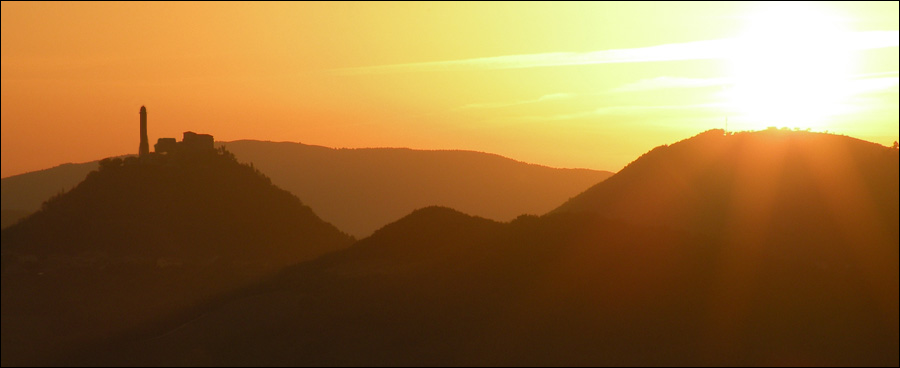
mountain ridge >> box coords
[83,129,897,366]
[1,141,612,236]
[4,129,897,366]
[552,129,899,240]
[221,140,611,237]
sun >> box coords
[725,2,857,131]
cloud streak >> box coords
[613,77,732,92]
[334,39,732,75]
[505,103,728,122]
[333,31,898,75]
[612,70,899,93]
[459,93,574,110]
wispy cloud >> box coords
[508,103,727,122]
[334,39,733,75]
[459,93,574,110]
[333,31,899,75]
[613,77,731,92]
[611,70,899,93]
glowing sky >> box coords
[2,2,898,178]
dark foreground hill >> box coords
[75,131,898,366]
[1,149,353,366]
[82,206,898,366]
[2,142,611,237]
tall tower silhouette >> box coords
[139,106,149,157]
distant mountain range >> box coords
[0,209,30,229]
[3,130,897,366]
[201,140,611,237]
[68,130,899,366]
[1,142,612,235]
[1,160,102,227]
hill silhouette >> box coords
[1,148,353,366]
[74,131,898,366]
[83,205,898,366]
[2,142,611,238]
[553,129,899,243]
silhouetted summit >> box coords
[554,128,899,243]
[2,147,352,264]
[1,145,352,366]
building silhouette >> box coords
[139,106,149,157]
[154,132,215,155]
[137,105,215,158]
[154,138,178,154]
[181,131,215,152]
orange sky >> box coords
[2,2,898,178]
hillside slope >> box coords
[1,149,353,366]
[554,129,899,243]
[87,203,897,366]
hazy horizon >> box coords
[2,2,898,177]
[1,138,614,179]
